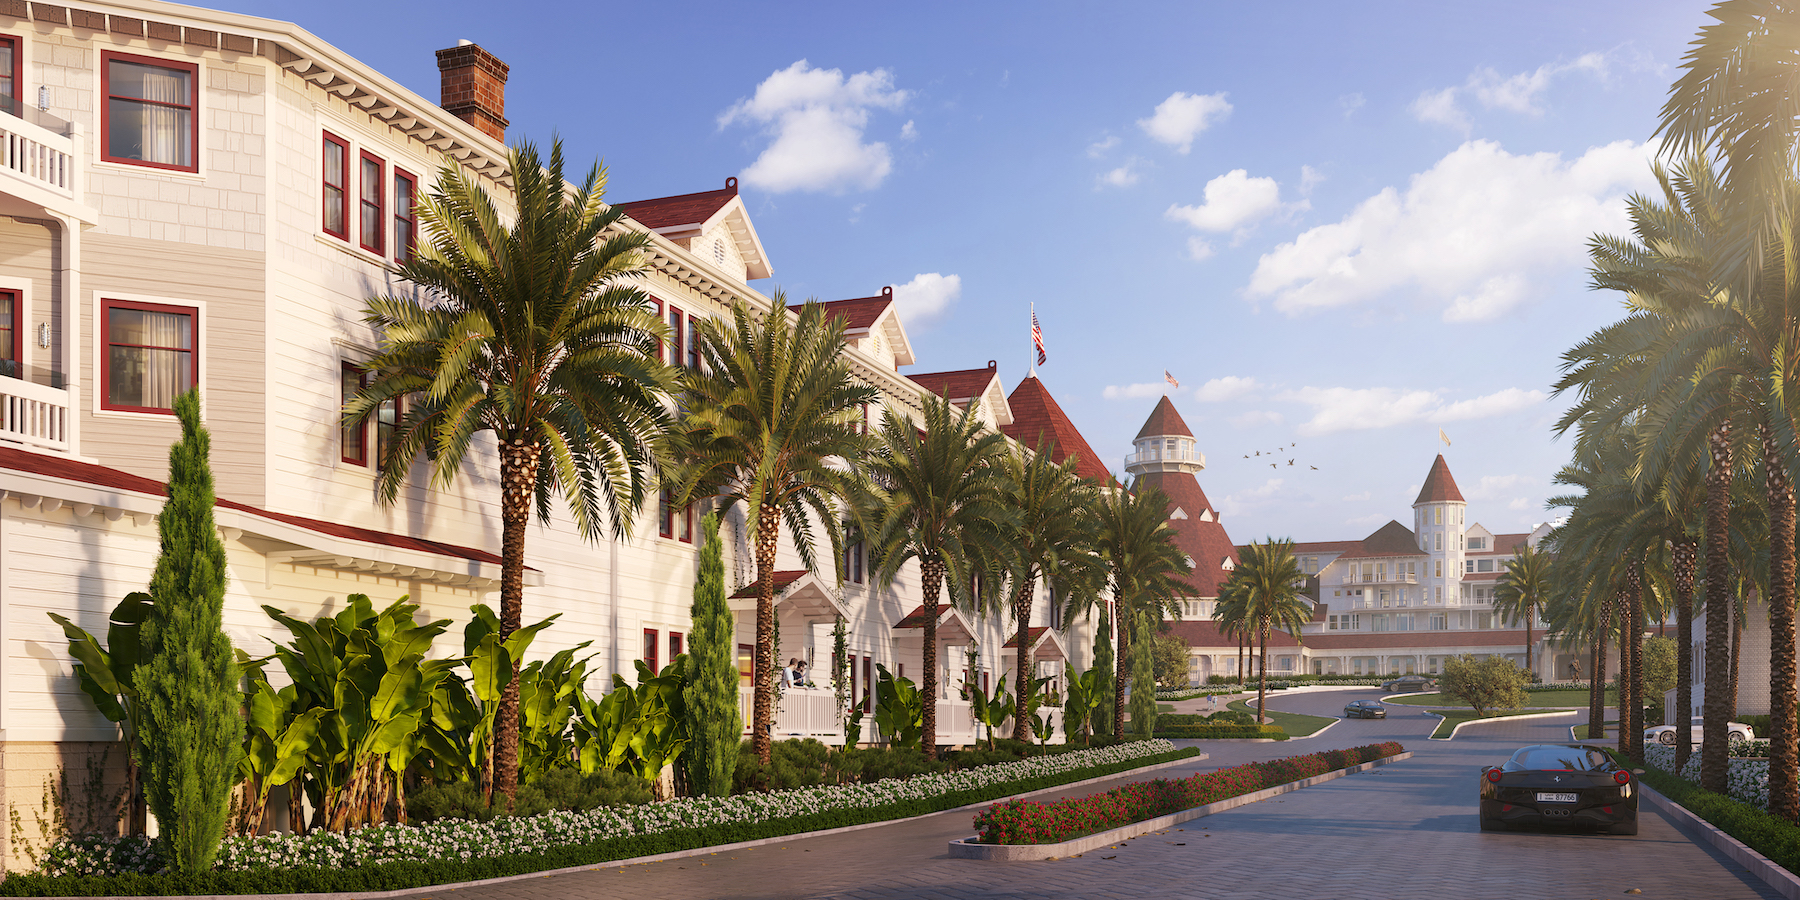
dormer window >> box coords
[714,237,726,265]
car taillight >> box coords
[1486,769,1503,783]
[1614,770,1631,785]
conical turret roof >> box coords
[1413,454,1465,504]
[1135,395,1194,440]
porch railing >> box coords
[0,373,71,453]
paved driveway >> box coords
[395,688,1781,900]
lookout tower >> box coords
[1125,395,1204,477]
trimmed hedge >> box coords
[1636,764,1800,877]
[0,747,1200,897]
[1153,724,1287,740]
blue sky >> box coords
[237,0,1709,543]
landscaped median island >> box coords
[0,740,1196,897]
[968,742,1405,847]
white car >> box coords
[1643,716,1754,746]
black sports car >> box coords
[1479,744,1638,835]
[1343,699,1386,719]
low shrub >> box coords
[972,742,1405,844]
[1153,724,1285,740]
[1739,714,1772,739]
[1636,763,1800,877]
[409,770,654,823]
[1160,711,1256,727]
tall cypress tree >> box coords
[684,513,740,797]
[1129,612,1157,737]
[1091,607,1114,737]
[135,390,242,873]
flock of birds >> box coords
[1243,442,1317,470]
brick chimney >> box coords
[435,40,509,141]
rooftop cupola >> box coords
[1125,395,1204,477]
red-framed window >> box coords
[862,656,873,713]
[375,392,402,468]
[340,362,368,466]
[658,488,692,542]
[643,628,659,673]
[844,527,864,584]
[0,289,17,379]
[667,305,684,367]
[358,150,385,255]
[668,631,684,662]
[322,133,349,240]
[101,51,198,172]
[858,402,870,434]
[0,35,21,115]
[738,642,754,686]
[102,299,196,414]
[686,316,700,370]
[394,168,418,263]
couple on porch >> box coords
[781,658,814,690]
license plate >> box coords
[1536,792,1579,803]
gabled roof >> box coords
[1000,626,1067,661]
[1289,539,1361,554]
[893,605,976,644]
[615,178,772,280]
[727,571,847,622]
[790,287,916,366]
[729,570,809,599]
[1339,520,1424,560]
[909,361,1011,427]
[1135,395,1194,440]
[1161,619,1301,649]
[1414,454,1465,505]
[1137,470,1238,598]
[1002,376,1112,483]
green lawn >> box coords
[1428,708,1557,739]
[1386,689,1607,708]
[1157,703,1175,713]
[1228,698,1337,737]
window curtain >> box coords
[139,310,186,409]
[138,69,183,166]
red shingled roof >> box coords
[789,293,893,333]
[911,364,1000,401]
[1303,630,1531,651]
[1338,520,1424,560]
[1290,539,1360,554]
[1136,470,1238,598]
[1160,619,1301,649]
[1002,376,1112,483]
[614,182,738,231]
[1414,455,1465,504]
[729,570,809,599]
[1001,626,1054,649]
[0,446,509,566]
[1135,395,1194,440]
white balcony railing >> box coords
[0,103,75,204]
[1125,448,1205,467]
[0,373,72,453]
[737,687,1062,747]
[1342,572,1419,585]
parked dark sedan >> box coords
[1382,674,1437,693]
[1479,744,1638,835]
[1344,699,1387,719]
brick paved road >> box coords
[397,689,1780,900]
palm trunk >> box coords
[1674,537,1698,772]
[1235,629,1244,685]
[1256,620,1270,723]
[1731,590,1744,716]
[752,503,781,765]
[1588,599,1610,741]
[1113,601,1128,740]
[1012,578,1037,743]
[1626,565,1645,765]
[1768,422,1798,821]
[920,556,944,760]
[1525,603,1535,682]
[1702,419,1732,793]
[492,440,540,802]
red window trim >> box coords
[0,34,22,113]
[649,297,663,360]
[100,298,197,415]
[322,132,349,241]
[341,362,368,466]
[659,488,674,539]
[393,167,418,263]
[738,642,754,682]
[862,656,873,713]
[668,631,684,662]
[643,628,660,673]
[100,50,200,173]
[358,150,385,255]
[375,392,403,468]
[0,289,18,370]
[667,305,684,368]
[678,502,693,544]
[686,316,700,370]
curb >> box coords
[947,750,1414,861]
[30,753,1210,900]
[1425,708,1576,741]
[1642,784,1800,900]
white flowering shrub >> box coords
[1644,743,1779,809]
[38,740,1179,877]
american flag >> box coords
[1032,309,1047,366]
[1165,370,1179,389]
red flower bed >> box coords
[972,741,1405,844]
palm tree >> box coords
[867,395,1014,759]
[1493,543,1552,679]
[349,139,672,801]
[987,443,1103,742]
[1213,578,1253,688]
[669,298,877,765]
[1227,538,1311,723]
[1081,478,1196,739]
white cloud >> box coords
[1088,135,1120,158]
[1342,491,1372,502]
[1218,478,1284,518]
[1465,474,1531,501]
[1187,237,1216,260]
[1231,410,1284,428]
[720,60,910,194]
[1346,512,1387,528]
[900,119,918,141]
[1413,53,1611,133]
[1194,376,1259,403]
[1138,91,1232,154]
[1247,139,1653,321]
[1098,160,1141,188]
[1167,169,1298,233]
[1339,93,1366,117]
[1299,164,1326,196]
[1102,382,1172,401]
[1276,385,1548,436]
[889,273,960,325]
[1508,497,1532,511]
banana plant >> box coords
[47,592,153,833]
[516,643,595,782]
[872,664,923,750]
[235,675,324,834]
[969,675,1014,751]
[572,657,690,783]
[1061,663,1105,745]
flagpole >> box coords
[1029,303,1037,378]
